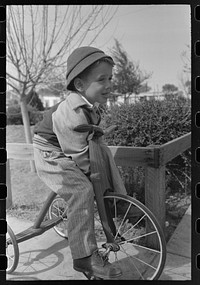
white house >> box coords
[107,90,189,107]
[107,91,166,107]
[37,88,61,108]
[128,91,165,104]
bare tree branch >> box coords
[6,5,118,144]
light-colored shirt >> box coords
[52,92,100,174]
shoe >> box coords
[73,249,122,279]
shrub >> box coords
[7,104,44,125]
[7,104,23,125]
[101,96,191,198]
[102,96,190,146]
[27,105,44,125]
[26,90,44,111]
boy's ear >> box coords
[74,78,84,92]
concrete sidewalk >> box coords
[160,205,191,280]
[6,205,191,281]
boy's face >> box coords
[81,61,113,105]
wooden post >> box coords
[6,160,12,209]
[144,145,166,248]
[145,165,166,231]
[145,165,166,248]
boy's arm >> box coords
[52,101,91,174]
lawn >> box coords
[7,125,51,221]
[6,124,191,241]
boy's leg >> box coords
[33,148,97,259]
[57,169,97,259]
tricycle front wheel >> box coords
[95,193,166,280]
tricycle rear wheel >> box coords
[6,224,19,274]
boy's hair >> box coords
[68,57,114,92]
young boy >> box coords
[33,46,122,279]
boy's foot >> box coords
[73,249,122,279]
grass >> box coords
[7,125,51,221]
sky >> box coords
[83,5,191,92]
[7,5,191,93]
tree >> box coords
[6,5,118,170]
[162,84,178,95]
[181,44,191,74]
[110,39,152,102]
[47,80,67,97]
[179,45,191,98]
[184,80,191,96]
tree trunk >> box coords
[20,97,36,172]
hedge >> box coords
[7,104,44,126]
[101,96,191,199]
[7,96,191,199]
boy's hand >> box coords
[74,124,104,136]
[74,124,117,138]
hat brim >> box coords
[66,53,113,89]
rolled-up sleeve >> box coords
[52,99,90,174]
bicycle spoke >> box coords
[114,198,117,219]
[114,203,132,239]
[6,225,19,274]
[100,194,166,280]
[128,242,161,254]
[120,230,157,244]
[120,243,158,275]
[119,214,146,238]
[120,244,145,280]
[49,197,68,238]
[53,204,63,215]
[51,212,58,218]
[8,255,14,262]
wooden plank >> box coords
[160,133,191,165]
[6,143,155,166]
[6,133,191,165]
[109,146,155,167]
[6,143,34,160]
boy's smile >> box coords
[81,62,113,105]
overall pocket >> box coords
[41,150,74,170]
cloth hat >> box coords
[66,46,114,90]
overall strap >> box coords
[81,106,93,124]
[81,105,101,125]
